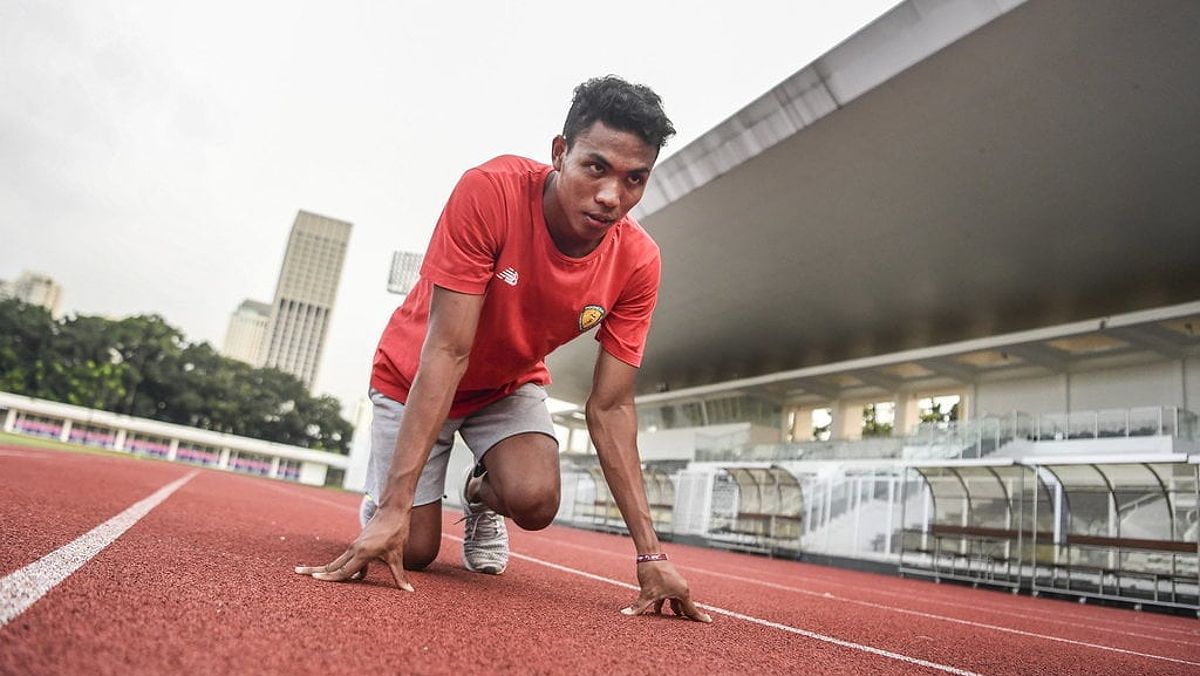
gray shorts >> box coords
[363,383,557,509]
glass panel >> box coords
[1068,411,1097,439]
[958,467,1010,530]
[1047,465,1112,538]
[922,468,967,525]
[1127,407,1161,436]
[1177,409,1198,441]
[1050,464,1108,489]
[1161,407,1178,437]
[1039,413,1068,440]
[1096,409,1128,438]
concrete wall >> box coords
[976,356,1195,417]
[976,373,1068,417]
[1070,360,1184,410]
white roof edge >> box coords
[634,0,1028,220]
[1019,453,1191,466]
[905,457,1017,468]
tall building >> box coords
[386,250,423,295]
[221,299,272,364]
[259,210,352,390]
[0,271,64,318]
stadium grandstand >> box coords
[0,392,349,486]
[532,0,1200,615]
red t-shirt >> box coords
[370,155,661,417]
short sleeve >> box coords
[419,169,504,294]
[597,254,661,367]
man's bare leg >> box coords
[472,432,560,531]
[403,501,443,570]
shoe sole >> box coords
[463,560,506,575]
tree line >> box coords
[0,298,352,453]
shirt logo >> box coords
[496,267,519,286]
[579,305,605,332]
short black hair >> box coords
[563,76,675,151]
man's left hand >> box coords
[620,560,712,623]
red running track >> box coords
[2,444,1198,675]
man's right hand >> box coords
[294,504,415,591]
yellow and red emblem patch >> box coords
[578,304,605,332]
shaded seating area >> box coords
[559,463,678,537]
[643,465,676,535]
[899,455,1199,614]
[900,459,1049,591]
[1031,458,1199,611]
[707,465,803,557]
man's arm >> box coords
[295,286,483,590]
[377,287,483,510]
[586,349,712,622]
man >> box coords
[296,76,710,623]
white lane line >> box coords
[683,565,1200,667]
[0,450,54,459]
[279,491,981,674]
[445,535,981,676]
[0,471,197,628]
[643,545,1200,637]
[527,534,1200,648]
[519,534,1200,666]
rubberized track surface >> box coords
[2,444,1198,674]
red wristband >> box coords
[636,553,669,564]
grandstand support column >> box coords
[218,447,231,469]
[789,405,817,442]
[167,438,179,462]
[269,456,280,478]
[960,387,975,422]
[2,408,15,432]
[830,400,862,440]
[893,395,920,436]
[58,419,72,443]
[113,429,127,451]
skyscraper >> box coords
[259,210,352,390]
[386,250,423,296]
[0,271,64,318]
[220,299,272,365]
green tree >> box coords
[861,403,893,438]
[0,299,352,453]
[0,298,56,394]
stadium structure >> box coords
[536,0,1200,615]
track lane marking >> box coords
[518,534,1200,666]
[528,534,1199,647]
[0,450,58,459]
[0,471,197,628]
[733,559,1200,637]
[608,539,1200,637]
[443,535,982,676]
[269,484,1197,668]
[272,486,981,674]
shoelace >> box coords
[457,503,501,543]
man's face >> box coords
[550,121,658,243]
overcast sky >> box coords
[1,0,899,415]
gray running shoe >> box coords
[459,464,508,574]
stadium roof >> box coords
[546,0,1200,404]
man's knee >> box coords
[507,486,560,531]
